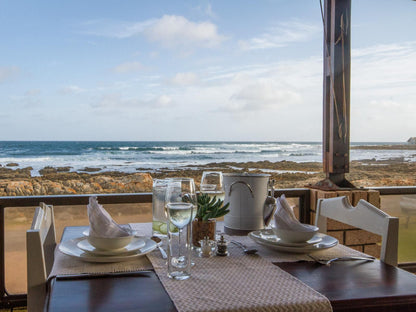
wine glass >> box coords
[165,178,196,280]
[200,171,225,202]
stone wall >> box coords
[309,189,381,258]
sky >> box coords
[0,0,415,142]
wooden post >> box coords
[318,0,354,189]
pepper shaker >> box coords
[216,235,228,256]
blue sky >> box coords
[1,0,415,142]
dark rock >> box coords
[39,166,57,175]
[0,167,32,179]
[57,166,72,172]
[6,163,19,167]
[81,167,102,172]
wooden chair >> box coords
[315,196,399,266]
[26,203,56,312]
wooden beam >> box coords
[319,0,354,189]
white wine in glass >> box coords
[166,202,193,229]
[200,171,225,202]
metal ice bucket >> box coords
[223,173,270,235]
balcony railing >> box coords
[1,186,416,308]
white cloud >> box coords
[0,66,19,83]
[10,89,41,107]
[368,99,400,109]
[112,61,144,74]
[169,72,199,86]
[239,20,320,50]
[143,15,226,49]
[204,3,216,19]
[193,3,217,19]
[352,42,416,91]
[92,93,136,111]
[230,79,302,111]
[352,43,414,58]
[25,89,40,96]
[60,85,84,95]
[91,93,172,112]
[348,42,416,141]
[149,51,159,58]
[81,15,226,50]
[153,95,172,108]
[80,19,156,38]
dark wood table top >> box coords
[45,226,416,312]
[47,271,177,312]
[275,261,416,312]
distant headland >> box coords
[408,137,416,144]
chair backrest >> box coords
[315,196,399,266]
[27,202,56,312]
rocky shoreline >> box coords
[1,157,415,197]
[351,144,416,150]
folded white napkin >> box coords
[87,196,133,238]
[273,195,317,232]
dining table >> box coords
[44,223,416,312]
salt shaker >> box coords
[216,235,228,257]
[199,237,215,258]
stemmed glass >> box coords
[200,171,225,202]
[165,178,196,280]
[199,171,225,244]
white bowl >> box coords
[87,235,133,250]
[272,225,319,243]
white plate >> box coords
[82,226,136,237]
[59,237,157,262]
[76,237,146,256]
[249,230,338,253]
[258,229,323,247]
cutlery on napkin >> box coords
[87,196,133,238]
[274,195,317,232]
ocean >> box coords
[0,141,414,176]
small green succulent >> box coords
[195,193,230,221]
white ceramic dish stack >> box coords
[77,236,146,256]
[272,225,319,244]
[59,236,157,262]
[87,235,134,251]
[249,229,338,253]
[58,227,157,262]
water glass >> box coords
[165,178,196,280]
[152,179,169,238]
[167,217,192,279]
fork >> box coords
[309,254,375,266]
[150,236,168,259]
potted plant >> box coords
[191,193,230,247]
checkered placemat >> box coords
[131,223,333,312]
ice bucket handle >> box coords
[228,181,254,198]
